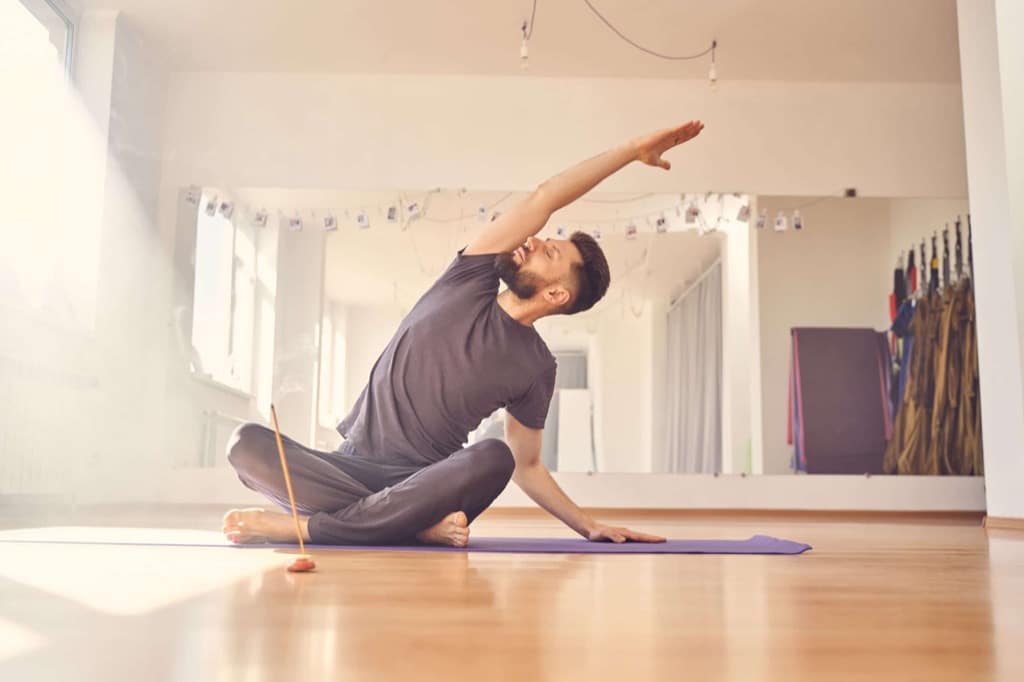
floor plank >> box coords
[0,506,1021,681]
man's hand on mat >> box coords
[633,120,704,171]
[587,523,666,544]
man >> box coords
[223,120,704,546]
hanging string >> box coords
[523,0,538,40]
[419,192,515,224]
[582,0,715,61]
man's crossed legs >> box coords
[221,423,515,546]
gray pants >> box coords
[226,423,515,545]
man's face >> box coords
[494,236,582,303]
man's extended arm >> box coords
[504,413,665,543]
[464,120,704,256]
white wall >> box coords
[343,304,405,415]
[0,10,184,499]
[157,74,966,480]
[159,75,967,198]
[957,0,1024,519]
[591,301,653,473]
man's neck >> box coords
[496,290,544,327]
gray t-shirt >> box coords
[337,247,557,466]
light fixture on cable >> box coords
[520,1,536,70]
[521,22,530,70]
[709,40,717,87]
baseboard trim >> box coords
[483,508,985,524]
[983,515,1024,531]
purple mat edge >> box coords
[0,534,812,555]
[280,535,812,555]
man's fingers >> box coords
[625,530,667,543]
[659,159,671,171]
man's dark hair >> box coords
[565,231,610,314]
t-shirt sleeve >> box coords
[408,246,500,315]
[507,362,557,430]
[435,246,499,292]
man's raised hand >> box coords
[633,120,705,171]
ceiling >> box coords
[72,0,961,82]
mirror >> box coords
[181,188,740,473]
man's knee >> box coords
[226,422,276,477]
[473,438,516,482]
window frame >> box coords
[18,0,76,80]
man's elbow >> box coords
[511,451,541,480]
[530,184,555,213]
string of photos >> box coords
[753,192,862,232]
[884,214,983,477]
[185,186,753,242]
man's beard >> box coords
[494,252,542,299]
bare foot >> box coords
[222,508,310,544]
[416,511,469,547]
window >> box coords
[2,1,87,329]
[318,304,348,429]
[2,1,74,78]
[190,192,257,393]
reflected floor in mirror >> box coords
[1,506,1022,681]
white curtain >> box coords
[663,261,722,473]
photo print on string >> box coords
[253,208,268,228]
[774,210,788,232]
[756,208,768,229]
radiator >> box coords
[0,354,100,495]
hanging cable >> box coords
[523,0,538,40]
[581,0,715,61]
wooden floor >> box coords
[0,506,1022,681]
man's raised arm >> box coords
[464,120,704,256]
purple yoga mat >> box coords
[276,534,812,555]
[0,528,811,554]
